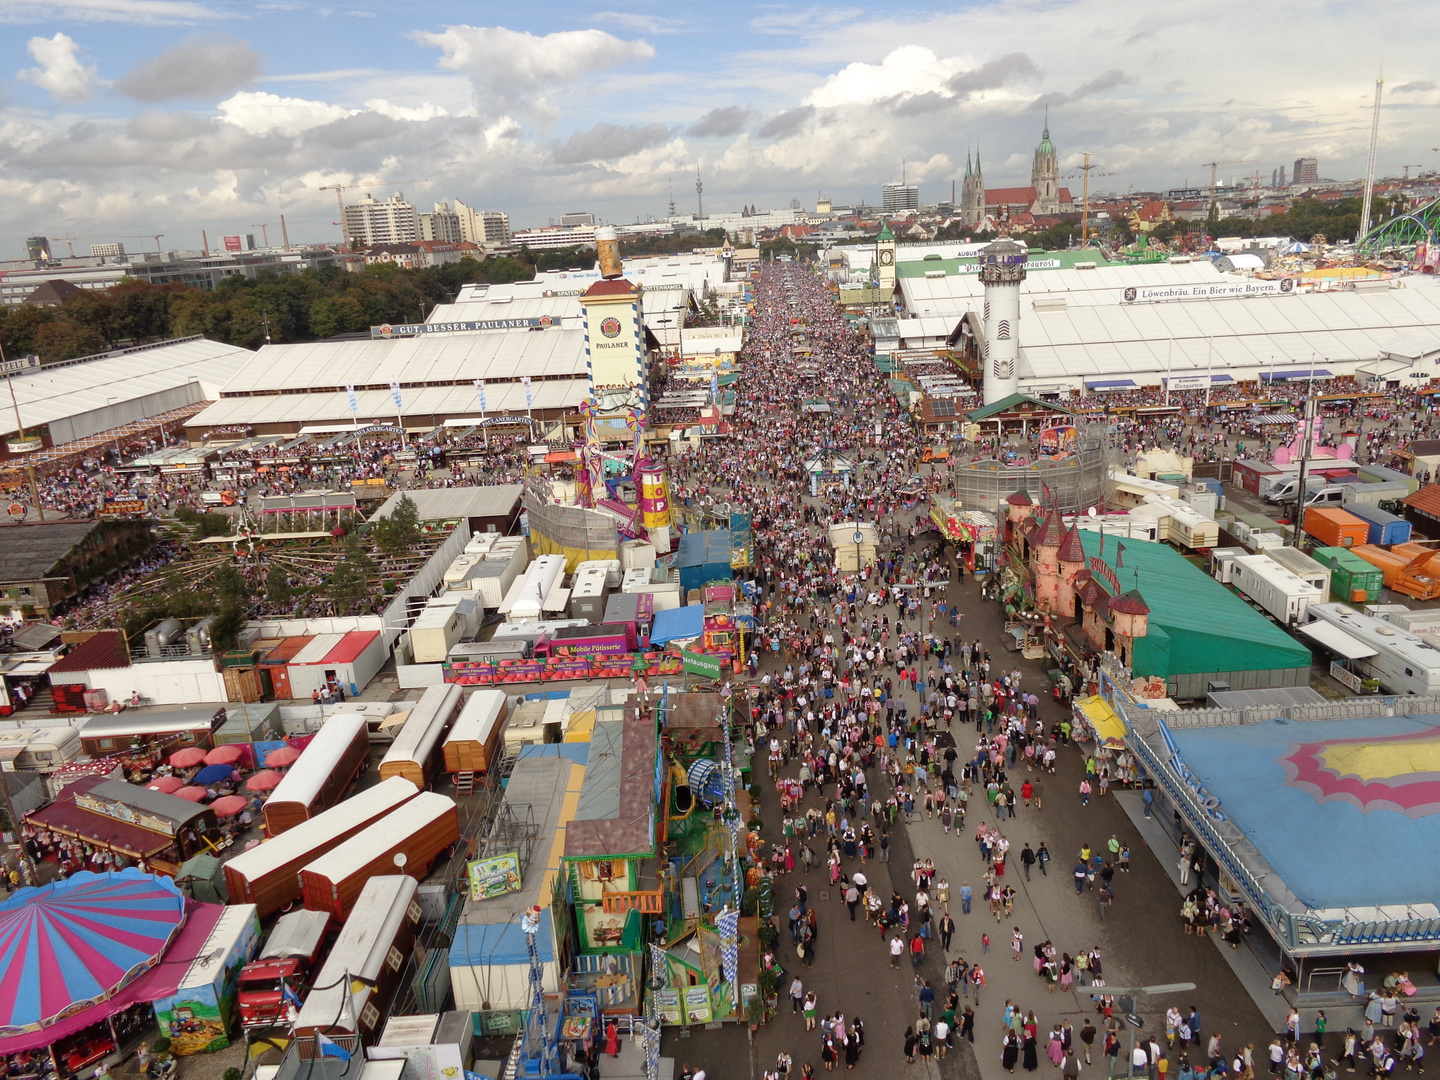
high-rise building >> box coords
[89,242,124,258]
[419,202,463,244]
[25,237,50,263]
[1293,157,1318,184]
[882,182,919,212]
[342,192,418,248]
[454,201,509,247]
[561,211,596,227]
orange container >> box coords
[1302,507,1370,549]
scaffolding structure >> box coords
[952,431,1111,514]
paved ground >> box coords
[666,547,1277,1080]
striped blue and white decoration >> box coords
[716,906,739,987]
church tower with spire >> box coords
[962,147,986,230]
[1031,115,1059,214]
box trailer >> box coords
[602,592,654,647]
[1231,553,1323,626]
[224,776,419,916]
[1305,602,1440,696]
[575,558,623,590]
[1233,459,1288,497]
[378,683,464,789]
[441,688,509,775]
[568,567,611,624]
[409,606,467,665]
[1342,480,1411,510]
[262,713,369,836]
[299,791,459,923]
[1209,547,1247,585]
[508,555,566,621]
[1261,546,1331,602]
[1356,462,1420,495]
[1302,507,1369,549]
[532,623,639,659]
[293,875,421,1047]
[152,903,261,1055]
[1337,501,1412,546]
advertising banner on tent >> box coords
[467,853,522,900]
[1122,279,1294,304]
[681,650,723,679]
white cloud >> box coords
[17,34,97,104]
[804,46,969,108]
[364,99,449,122]
[216,90,355,136]
[412,25,654,114]
[1,0,217,23]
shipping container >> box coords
[222,666,271,704]
[223,776,419,917]
[1231,553,1323,626]
[441,688,509,774]
[1349,544,1440,601]
[377,683,464,789]
[299,792,459,923]
[1337,501,1412,545]
[1302,507,1370,549]
[263,713,370,836]
[293,875,420,1046]
[1310,546,1385,604]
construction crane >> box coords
[250,222,280,248]
[50,236,82,259]
[1063,154,1113,242]
[1197,160,1250,206]
[1244,171,1267,202]
[317,179,427,249]
[122,234,165,254]
[1399,165,1424,182]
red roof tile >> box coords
[1057,521,1086,563]
[584,279,638,297]
[1109,589,1151,615]
[48,631,129,674]
[1402,484,1440,521]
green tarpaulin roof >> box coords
[1077,532,1311,680]
[966,393,1075,421]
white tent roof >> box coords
[0,337,252,441]
[188,378,589,429]
[899,260,1227,315]
[1011,277,1440,387]
[218,327,588,394]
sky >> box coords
[3,0,1439,257]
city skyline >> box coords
[2,0,1437,254]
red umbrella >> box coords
[244,770,283,792]
[147,775,184,794]
[169,747,207,768]
[209,794,249,817]
[173,786,208,802]
[205,745,244,765]
[264,746,301,768]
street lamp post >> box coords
[1091,982,1197,1079]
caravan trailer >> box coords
[1303,603,1440,696]
[377,683,464,789]
[1231,554,1323,627]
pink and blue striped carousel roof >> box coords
[0,869,187,1034]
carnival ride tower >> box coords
[978,237,1027,404]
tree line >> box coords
[0,234,730,364]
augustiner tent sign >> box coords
[681,650,723,678]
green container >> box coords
[220,648,260,668]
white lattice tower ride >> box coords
[979,238,1028,404]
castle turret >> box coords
[1107,589,1151,669]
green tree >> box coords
[371,493,421,557]
[33,321,106,363]
[310,295,368,339]
[265,563,294,609]
[327,542,376,615]
[212,563,250,606]
[189,511,232,539]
